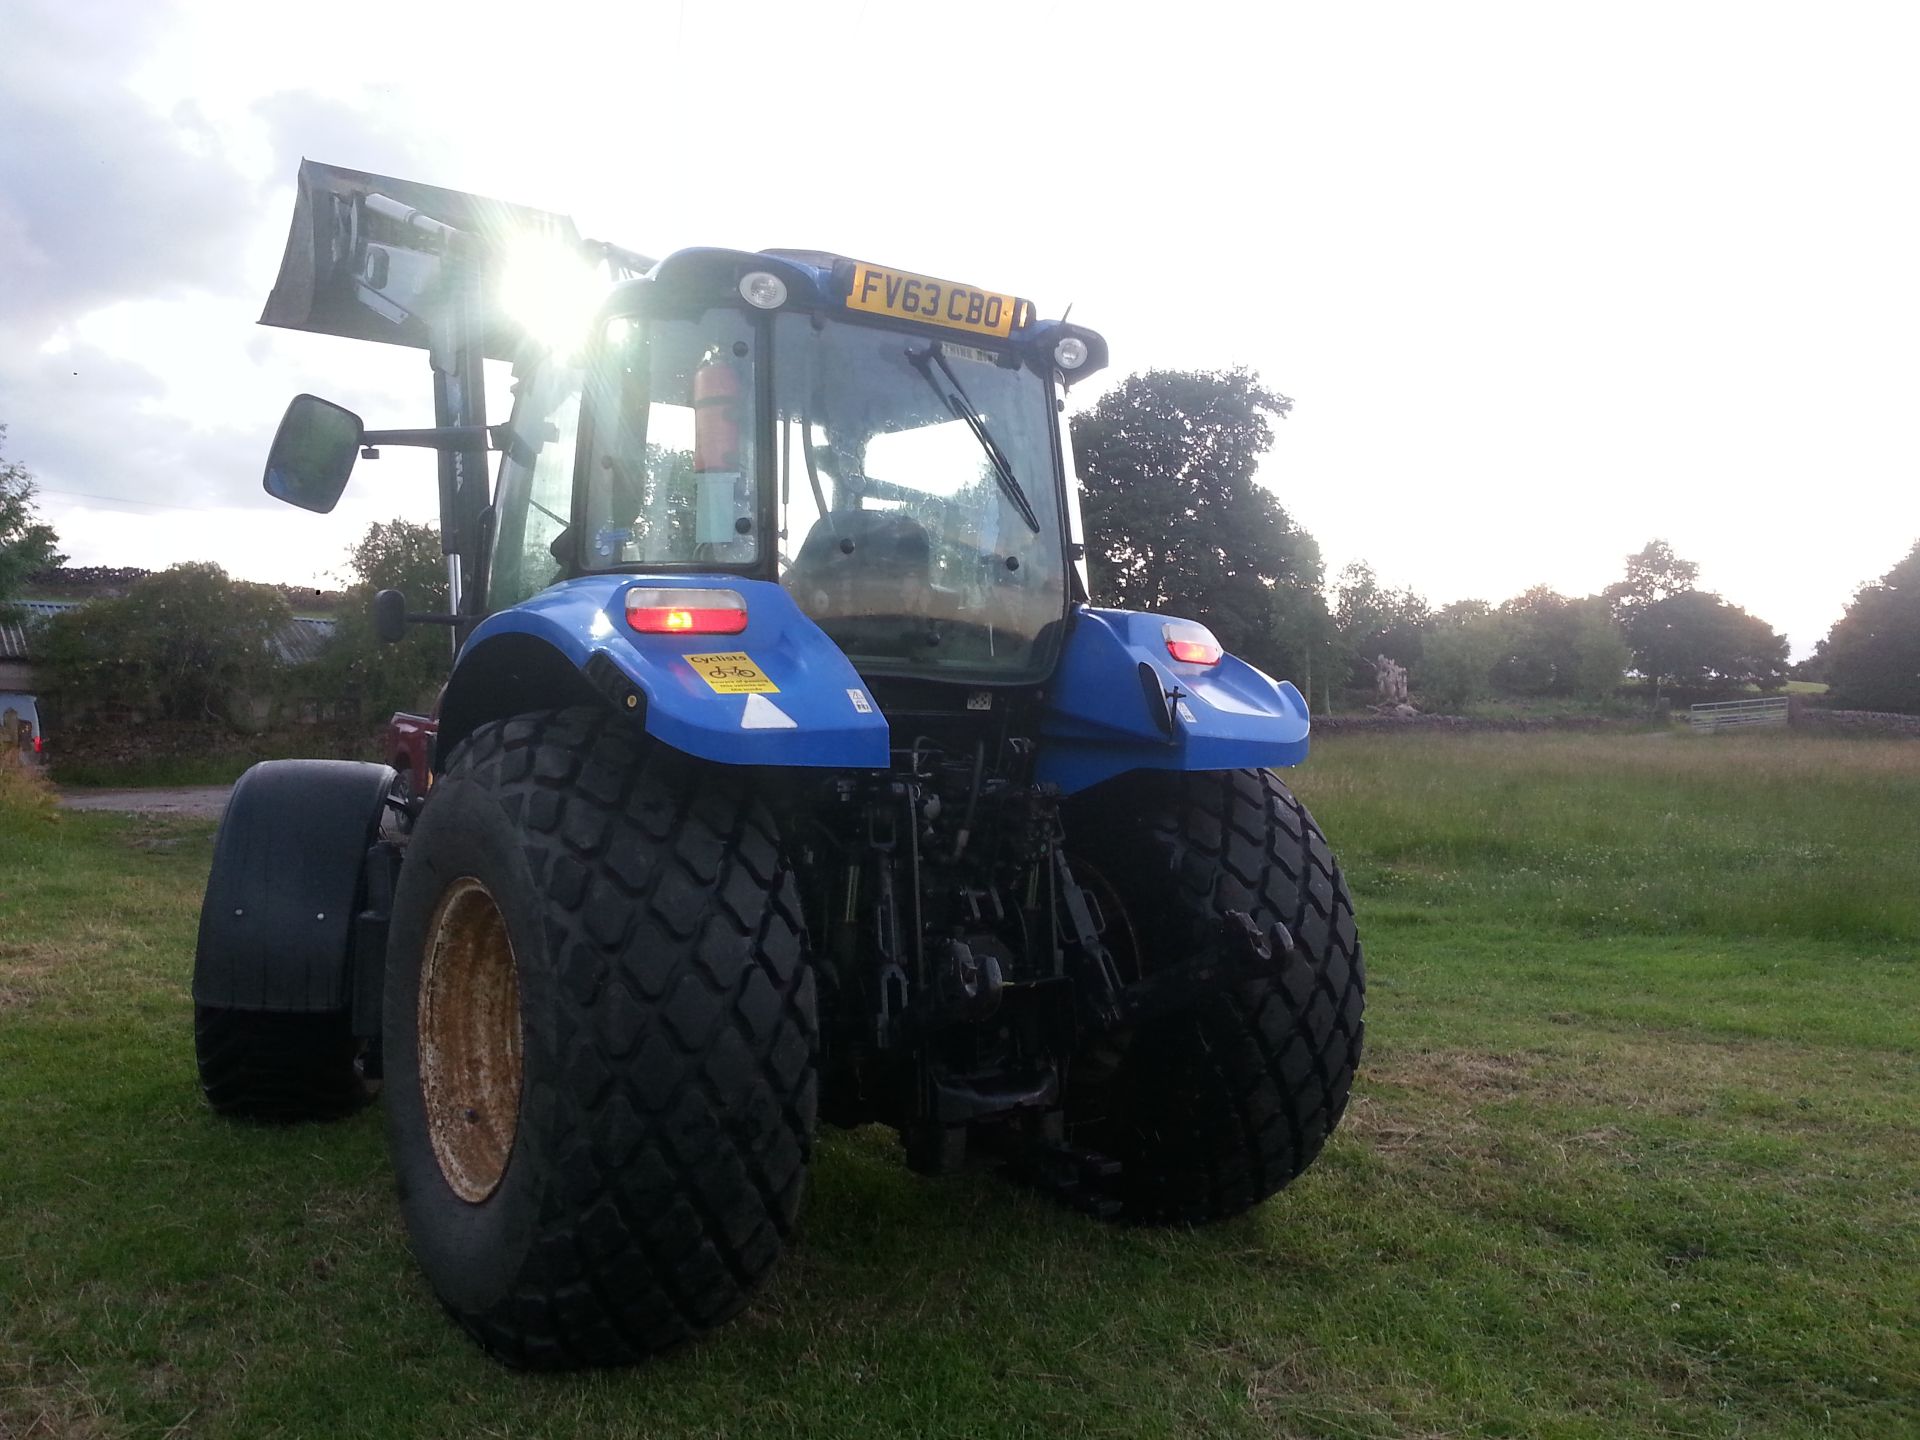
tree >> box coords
[1599,539,1783,696]
[1417,610,1511,711]
[1562,599,1633,700]
[40,563,290,724]
[1603,538,1699,625]
[1435,598,1493,624]
[1332,561,1431,683]
[1497,585,1575,695]
[1822,539,1920,712]
[1496,586,1630,699]
[0,426,66,609]
[312,519,452,722]
[1634,590,1789,693]
[1070,368,1327,677]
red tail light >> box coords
[1163,620,1223,666]
[625,587,749,635]
[33,735,44,754]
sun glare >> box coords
[497,234,605,358]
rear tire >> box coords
[1063,768,1365,1223]
[382,707,816,1369]
[194,1007,369,1121]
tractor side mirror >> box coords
[373,589,408,645]
[264,394,363,513]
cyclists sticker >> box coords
[683,651,779,694]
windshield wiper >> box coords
[907,346,1041,534]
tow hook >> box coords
[939,939,1005,1022]
[1111,910,1296,1028]
[1222,909,1294,967]
[907,939,1005,1031]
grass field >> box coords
[3,731,1916,1438]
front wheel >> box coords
[382,708,817,1368]
[1063,768,1365,1224]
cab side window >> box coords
[581,311,759,568]
[489,365,583,610]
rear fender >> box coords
[193,760,395,1012]
[1036,607,1310,794]
[445,576,889,769]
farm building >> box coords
[0,598,339,736]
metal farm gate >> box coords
[1689,696,1790,733]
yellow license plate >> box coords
[845,262,1024,339]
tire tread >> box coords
[421,708,814,1368]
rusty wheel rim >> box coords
[418,876,523,1203]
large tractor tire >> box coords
[382,707,816,1369]
[1063,767,1364,1224]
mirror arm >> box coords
[359,423,510,456]
[373,586,462,646]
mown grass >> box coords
[2,730,1916,1438]
[1310,729,1920,955]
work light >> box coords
[739,271,788,309]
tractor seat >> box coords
[789,509,931,581]
[785,509,933,621]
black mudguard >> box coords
[193,760,395,1013]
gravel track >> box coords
[60,786,232,819]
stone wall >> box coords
[1793,706,1920,737]
[1311,714,1654,736]
[1311,707,1920,738]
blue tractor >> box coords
[194,163,1365,1368]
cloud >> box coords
[0,339,272,513]
[252,89,442,190]
[0,2,256,344]
[0,33,450,523]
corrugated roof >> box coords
[0,600,83,662]
[0,599,335,667]
[271,616,338,666]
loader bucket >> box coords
[259,159,586,360]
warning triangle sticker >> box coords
[740,693,797,730]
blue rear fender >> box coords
[1036,607,1311,794]
[458,576,890,768]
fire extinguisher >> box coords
[692,355,742,474]
[691,351,748,551]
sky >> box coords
[3,0,1916,657]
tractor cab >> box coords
[490,249,1107,686]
